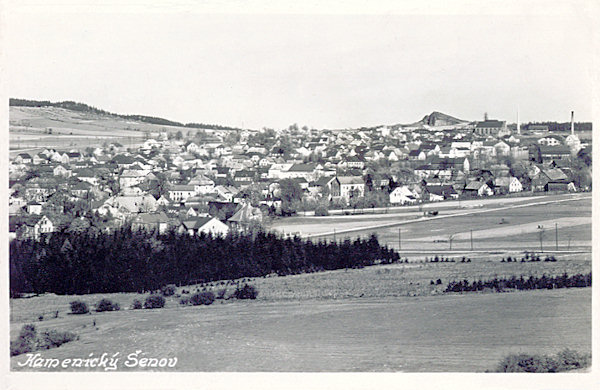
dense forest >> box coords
[9,98,243,131]
[523,121,593,132]
[9,228,398,296]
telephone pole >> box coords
[555,223,558,251]
[470,229,473,251]
[398,228,401,251]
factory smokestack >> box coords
[517,108,520,135]
[571,111,574,135]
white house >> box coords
[168,185,196,203]
[179,216,229,236]
[389,186,419,205]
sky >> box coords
[4,0,599,129]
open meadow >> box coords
[10,252,591,372]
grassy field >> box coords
[10,252,591,372]
[9,106,190,157]
[10,288,591,372]
[271,194,591,254]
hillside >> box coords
[9,98,244,131]
[416,111,469,127]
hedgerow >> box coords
[445,272,591,293]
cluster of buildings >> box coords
[8,111,590,240]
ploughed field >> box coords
[10,255,591,372]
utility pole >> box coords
[555,222,558,251]
[398,228,401,251]
[470,229,473,251]
[333,228,336,243]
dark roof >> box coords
[182,216,213,230]
[540,145,571,155]
[426,185,457,196]
[476,120,505,128]
[287,163,316,172]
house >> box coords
[463,181,494,197]
[168,185,196,203]
[15,153,33,164]
[73,168,97,184]
[389,186,419,205]
[278,163,318,181]
[188,175,215,194]
[408,149,426,161]
[34,215,56,238]
[337,176,365,200]
[493,177,523,194]
[131,212,170,234]
[119,170,146,188]
[178,216,229,236]
[32,154,48,165]
[494,141,511,156]
[537,135,564,146]
[309,176,338,200]
[53,165,72,178]
[228,202,263,228]
[70,181,93,198]
[425,185,459,201]
[110,195,158,213]
[26,202,43,215]
[532,168,571,192]
[540,145,571,162]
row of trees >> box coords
[445,273,591,293]
[10,228,398,296]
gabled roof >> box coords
[426,185,457,196]
[132,212,170,224]
[464,181,486,190]
[476,120,505,128]
[287,163,316,172]
[337,176,364,185]
[228,203,262,223]
[541,168,569,182]
[182,216,214,230]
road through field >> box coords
[11,288,590,372]
[299,194,590,239]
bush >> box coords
[38,330,78,349]
[314,205,329,216]
[95,298,120,312]
[179,296,190,305]
[70,300,89,314]
[233,284,259,300]
[144,294,166,309]
[190,291,215,306]
[11,324,78,356]
[495,350,591,372]
[131,299,143,310]
[19,324,37,343]
[216,288,227,299]
[11,338,34,356]
[556,348,591,370]
[161,284,177,296]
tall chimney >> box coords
[517,108,520,135]
[570,111,574,135]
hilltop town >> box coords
[8,106,592,241]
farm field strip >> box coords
[297,194,590,239]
